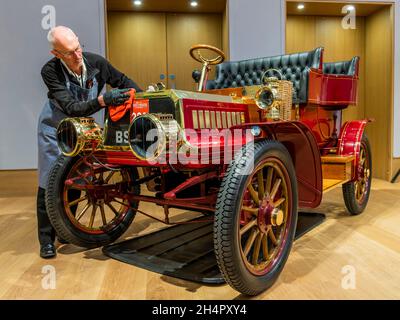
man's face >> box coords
[52,36,83,71]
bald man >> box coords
[37,26,142,258]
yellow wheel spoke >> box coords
[268,227,278,246]
[105,171,116,184]
[68,195,87,207]
[244,228,259,257]
[265,167,273,195]
[252,233,262,265]
[248,184,259,204]
[242,206,258,215]
[262,234,269,260]
[107,203,120,216]
[257,170,265,199]
[100,203,107,225]
[240,219,257,236]
[274,197,285,208]
[89,204,97,228]
[270,178,282,201]
[76,202,91,221]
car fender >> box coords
[238,121,323,208]
[338,119,371,180]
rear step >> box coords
[321,155,355,192]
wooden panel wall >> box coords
[286,15,365,122]
[286,11,393,180]
[167,13,222,91]
[365,6,393,180]
[107,12,223,91]
[107,12,167,90]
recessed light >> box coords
[190,1,198,7]
[133,0,142,6]
[297,4,305,10]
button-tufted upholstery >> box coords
[323,57,359,76]
[206,47,324,104]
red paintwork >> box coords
[308,68,358,107]
[237,121,323,208]
[338,119,370,180]
[300,105,342,149]
[164,171,218,199]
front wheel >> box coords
[46,155,140,248]
[214,140,298,295]
[342,133,372,215]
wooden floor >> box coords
[1,170,400,300]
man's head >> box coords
[48,26,83,72]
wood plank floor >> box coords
[1,170,399,299]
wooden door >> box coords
[107,12,167,90]
[166,13,223,91]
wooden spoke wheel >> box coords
[46,155,140,248]
[214,140,298,295]
[342,133,372,215]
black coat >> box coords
[41,52,142,117]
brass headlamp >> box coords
[57,117,103,156]
[255,69,293,121]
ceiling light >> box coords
[297,3,305,10]
[133,0,142,6]
[190,1,198,7]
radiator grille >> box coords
[192,110,246,129]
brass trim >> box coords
[227,111,232,128]
[216,111,222,128]
[198,110,205,129]
[192,110,199,129]
[205,110,211,128]
[210,111,216,129]
[222,111,227,128]
[57,117,102,157]
[127,114,167,162]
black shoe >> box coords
[57,237,69,245]
[40,243,56,259]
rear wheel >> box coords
[342,133,372,215]
[214,140,298,295]
[46,155,140,248]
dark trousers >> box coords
[36,187,55,245]
[36,187,81,245]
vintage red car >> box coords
[46,44,372,295]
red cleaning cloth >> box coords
[109,89,136,122]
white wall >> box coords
[227,0,285,60]
[0,0,105,170]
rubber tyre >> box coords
[214,140,298,296]
[45,155,140,248]
[342,133,372,215]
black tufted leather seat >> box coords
[206,47,324,104]
[323,56,359,76]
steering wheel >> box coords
[189,44,226,65]
[189,44,226,92]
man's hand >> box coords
[99,88,131,106]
